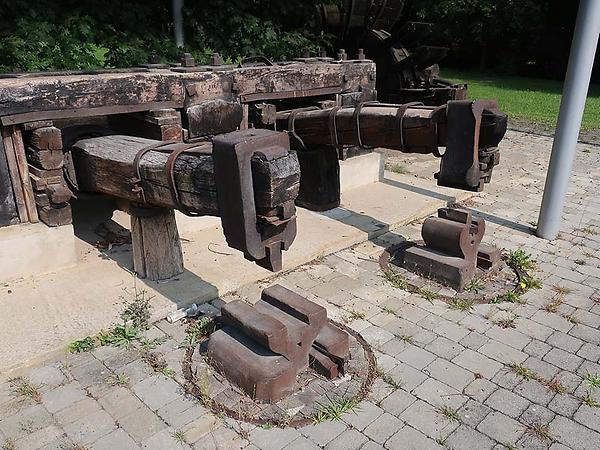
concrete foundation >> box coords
[0,223,78,281]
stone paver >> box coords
[2,130,600,450]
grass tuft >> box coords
[543,378,567,395]
[493,314,517,329]
[418,288,439,302]
[171,430,187,445]
[313,397,359,424]
[105,372,130,387]
[509,363,536,381]
[447,298,474,312]
[398,334,413,343]
[492,291,523,304]
[465,277,485,294]
[563,314,579,325]
[581,391,599,408]
[437,405,460,422]
[544,297,563,313]
[552,285,572,295]
[383,269,408,290]
[585,373,600,389]
[386,163,410,174]
[8,377,42,403]
[525,421,552,442]
[375,365,402,390]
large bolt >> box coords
[302,49,310,58]
[148,53,160,64]
[210,53,223,66]
[337,49,347,61]
[181,53,196,67]
[357,48,365,60]
[319,47,327,58]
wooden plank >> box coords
[10,127,39,222]
[0,133,18,226]
[239,86,342,103]
[1,101,182,126]
[1,126,28,221]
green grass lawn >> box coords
[443,69,600,130]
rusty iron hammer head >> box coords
[421,208,485,261]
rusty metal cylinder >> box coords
[421,217,468,258]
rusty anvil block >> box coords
[400,208,496,291]
[212,130,298,272]
[207,284,350,403]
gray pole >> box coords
[172,0,185,48]
[536,0,600,240]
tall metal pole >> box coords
[172,0,185,48]
[537,0,600,240]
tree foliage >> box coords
[0,0,327,72]
[0,0,593,81]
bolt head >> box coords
[210,53,223,66]
[181,52,196,67]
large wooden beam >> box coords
[70,134,300,217]
[276,102,505,154]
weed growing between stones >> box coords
[437,405,460,422]
[524,421,552,443]
[8,377,42,403]
[383,268,408,289]
[313,397,359,424]
[447,298,474,312]
[105,372,130,387]
[585,373,600,389]
[179,317,215,349]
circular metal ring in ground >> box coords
[379,242,522,304]
[182,320,377,428]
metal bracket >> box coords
[212,129,297,271]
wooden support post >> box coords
[295,145,340,211]
[0,134,18,226]
[131,208,184,281]
[1,125,38,223]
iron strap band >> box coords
[327,105,343,151]
[132,140,177,204]
[287,106,319,151]
[132,140,211,216]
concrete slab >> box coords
[0,171,470,375]
[0,223,78,281]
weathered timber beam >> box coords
[0,62,376,124]
[276,101,506,154]
[70,135,300,217]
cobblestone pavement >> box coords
[2,130,600,449]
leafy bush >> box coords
[0,0,328,72]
